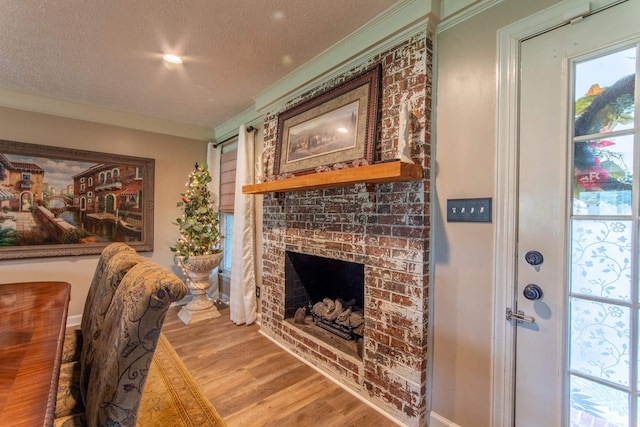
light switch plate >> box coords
[446,198,492,223]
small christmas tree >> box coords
[171,162,222,259]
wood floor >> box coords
[161,305,398,427]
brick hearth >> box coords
[258,28,432,426]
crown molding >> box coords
[0,87,213,141]
[437,0,504,33]
[213,105,263,143]
[253,0,440,116]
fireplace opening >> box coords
[285,251,365,355]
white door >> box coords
[516,2,640,426]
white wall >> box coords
[0,106,207,318]
[432,0,560,425]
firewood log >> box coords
[349,310,364,328]
[313,301,329,318]
[337,307,352,323]
[326,298,342,321]
[322,297,335,312]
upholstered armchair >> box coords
[60,242,137,364]
[55,248,144,421]
[54,261,188,427]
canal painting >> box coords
[0,140,154,259]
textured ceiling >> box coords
[0,0,399,133]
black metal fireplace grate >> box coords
[309,297,364,341]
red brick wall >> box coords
[259,29,432,426]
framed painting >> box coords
[0,139,154,260]
[274,64,381,176]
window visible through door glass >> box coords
[572,46,636,216]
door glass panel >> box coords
[638,311,640,389]
[569,44,638,427]
[571,298,630,386]
[573,46,636,216]
[571,220,632,301]
[573,135,634,216]
[574,46,636,137]
[570,375,628,427]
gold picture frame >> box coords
[0,139,154,259]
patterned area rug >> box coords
[137,333,226,426]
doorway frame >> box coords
[492,0,626,425]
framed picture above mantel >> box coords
[274,64,382,177]
[0,139,154,260]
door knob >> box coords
[525,250,544,266]
[523,284,544,301]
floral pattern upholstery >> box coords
[55,361,83,420]
[83,261,187,426]
[53,412,86,427]
[60,243,137,364]
[79,250,144,403]
[56,246,144,423]
[60,329,83,365]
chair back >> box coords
[80,243,136,334]
[61,244,137,366]
[79,248,144,403]
[83,261,188,427]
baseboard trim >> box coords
[66,313,82,328]
[429,411,460,427]
[258,329,408,427]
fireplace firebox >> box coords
[284,251,365,339]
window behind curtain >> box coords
[219,149,237,213]
[219,147,237,276]
[222,213,234,272]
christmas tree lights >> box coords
[171,162,222,258]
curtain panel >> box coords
[229,125,257,325]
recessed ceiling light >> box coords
[163,54,183,64]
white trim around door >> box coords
[493,0,626,425]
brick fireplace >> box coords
[258,28,432,426]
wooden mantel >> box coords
[242,161,423,194]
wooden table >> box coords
[0,281,71,427]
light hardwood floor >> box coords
[161,305,398,427]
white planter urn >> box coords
[175,252,223,325]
